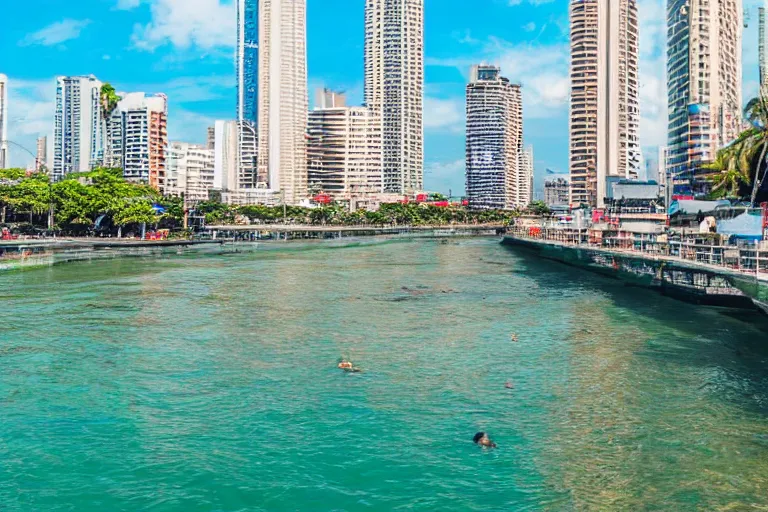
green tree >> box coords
[100,84,122,166]
[527,200,551,216]
[705,95,768,205]
[112,201,158,238]
[703,149,748,199]
[0,168,29,223]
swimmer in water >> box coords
[473,432,497,448]
[511,333,519,342]
[338,359,362,373]
[505,381,514,389]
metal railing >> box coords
[509,226,768,278]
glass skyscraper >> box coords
[237,0,259,126]
[666,0,742,196]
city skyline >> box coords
[2,0,766,195]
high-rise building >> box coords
[0,74,7,170]
[108,92,168,191]
[519,145,534,207]
[760,7,767,90]
[36,136,47,171]
[544,178,570,207]
[657,145,669,188]
[53,75,103,180]
[569,0,640,208]
[316,88,346,110]
[206,126,216,150]
[364,0,424,195]
[257,0,308,205]
[167,142,215,202]
[667,0,742,194]
[237,0,259,191]
[237,0,259,127]
[465,65,524,210]
[307,89,383,200]
[214,120,239,192]
[238,121,258,189]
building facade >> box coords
[214,120,239,192]
[666,0,742,194]
[237,0,259,191]
[544,178,570,206]
[569,0,640,208]
[36,136,47,171]
[167,142,215,202]
[465,65,524,210]
[108,92,168,191]
[519,145,534,207]
[307,90,383,200]
[0,74,7,170]
[53,75,103,180]
[237,0,259,128]
[257,0,308,205]
[364,0,424,195]
[761,7,767,90]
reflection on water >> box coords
[1,238,767,511]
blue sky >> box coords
[1,0,764,195]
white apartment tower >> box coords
[364,0,424,195]
[214,120,239,191]
[108,92,168,191]
[519,145,534,207]
[569,0,640,207]
[53,75,103,180]
[307,89,383,200]
[0,74,7,170]
[168,142,215,202]
[667,0,742,192]
[36,136,47,171]
[257,0,308,205]
[465,65,524,210]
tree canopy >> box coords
[1,166,519,233]
[706,95,768,204]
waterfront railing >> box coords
[509,227,768,279]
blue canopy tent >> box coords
[716,212,764,241]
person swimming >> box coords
[504,381,514,389]
[338,359,362,373]
[473,432,497,448]
[511,333,519,342]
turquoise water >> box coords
[1,238,768,511]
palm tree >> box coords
[703,149,748,199]
[100,84,121,167]
[742,94,768,206]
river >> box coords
[1,237,767,511]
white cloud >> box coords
[168,109,216,145]
[424,97,464,133]
[424,159,465,194]
[121,75,235,103]
[116,0,142,8]
[20,19,91,47]
[508,0,555,5]
[637,0,667,149]
[427,40,570,119]
[4,78,57,168]
[130,0,235,51]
